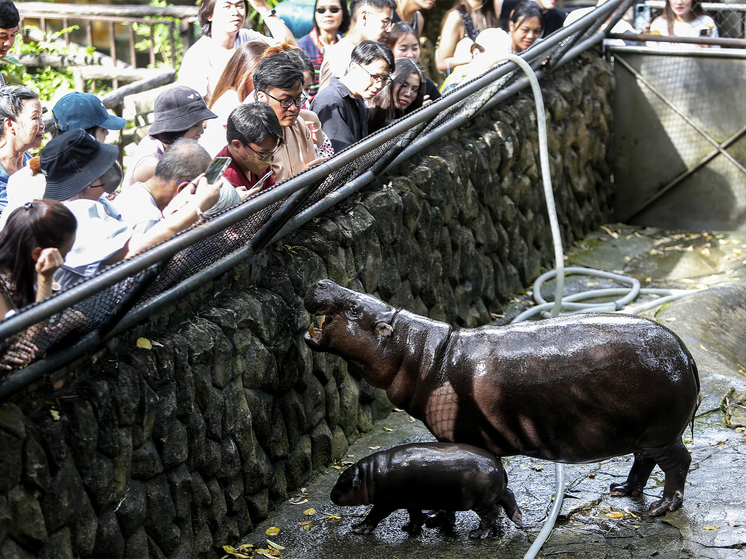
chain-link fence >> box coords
[0,0,632,398]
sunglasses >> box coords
[316,6,341,13]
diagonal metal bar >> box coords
[614,53,746,176]
[626,122,746,220]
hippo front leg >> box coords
[402,509,426,534]
[352,505,395,534]
[610,450,657,497]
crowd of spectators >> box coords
[0,0,725,352]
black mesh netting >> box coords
[0,21,578,379]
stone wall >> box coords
[0,51,615,559]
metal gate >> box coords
[612,45,746,231]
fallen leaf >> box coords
[136,337,152,350]
[304,523,312,530]
[304,508,316,516]
[50,409,60,421]
[265,527,280,536]
[288,497,308,505]
[704,525,721,530]
[297,521,312,526]
[266,539,285,550]
[606,512,624,518]
[326,514,341,520]
[368,446,381,450]
[531,465,544,472]
[382,426,394,432]
[624,507,639,519]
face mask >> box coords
[240,144,273,175]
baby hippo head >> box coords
[331,462,374,506]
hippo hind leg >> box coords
[645,440,691,516]
[352,505,394,534]
[402,509,426,535]
[498,486,524,527]
[610,450,657,497]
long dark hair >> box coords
[209,40,269,109]
[448,0,499,33]
[662,0,705,35]
[367,58,424,132]
[0,200,76,309]
[313,0,351,36]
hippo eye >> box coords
[347,305,364,320]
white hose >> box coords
[494,55,693,559]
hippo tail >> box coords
[689,354,701,442]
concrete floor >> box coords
[236,224,746,559]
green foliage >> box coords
[132,0,185,68]
[0,25,94,102]
[246,0,281,36]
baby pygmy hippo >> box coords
[330,442,523,538]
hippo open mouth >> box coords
[306,311,336,348]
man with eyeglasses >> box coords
[311,41,395,152]
[216,103,282,196]
[318,0,397,90]
[252,53,325,182]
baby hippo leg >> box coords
[352,505,395,534]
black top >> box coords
[311,78,369,152]
[392,9,423,35]
[499,0,567,37]
[425,77,441,102]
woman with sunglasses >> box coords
[217,104,282,196]
[311,40,395,152]
[367,57,425,133]
[297,0,351,101]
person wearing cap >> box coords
[123,85,217,189]
[0,92,127,230]
[52,91,127,142]
[114,139,215,234]
[0,86,44,216]
[0,0,20,87]
[42,129,221,289]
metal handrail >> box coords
[0,0,628,398]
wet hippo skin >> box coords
[330,442,523,538]
[305,279,701,516]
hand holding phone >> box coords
[204,157,231,185]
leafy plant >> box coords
[0,25,92,102]
[246,0,281,36]
[132,0,185,69]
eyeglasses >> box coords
[316,6,341,14]
[263,90,308,109]
[357,64,391,85]
[398,85,420,95]
[244,139,283,161]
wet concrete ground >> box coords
[237,224,746,559]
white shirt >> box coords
[178,28,270,99]
[0,165,47,231]
[201,89,241,157]
[650,14,719,48]
[56,198,133,289]
[113,182,162,234]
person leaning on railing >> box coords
[178,0,295,104]
[0,199,80,370]
[41,130,221,291]
[250,52,326,182]
[311,40,395,152]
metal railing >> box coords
[0,0,632,399]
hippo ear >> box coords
[375,322,393,339]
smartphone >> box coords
[204,157,231,185]
[635,4,651,33]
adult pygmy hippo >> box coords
[331,442,523,538]
[304,280,701,517]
